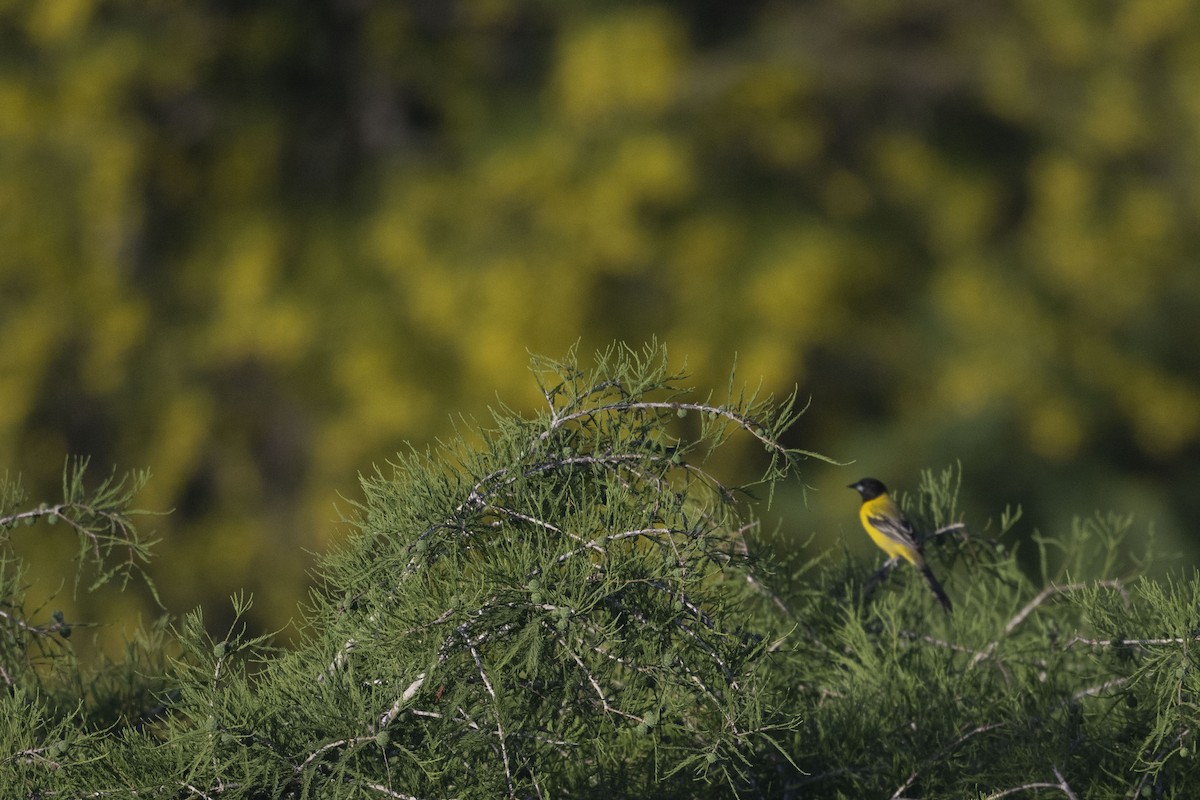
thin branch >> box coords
[360,783,436,800]
[1069,677,1128,704]
[469,643,515,798]
[889,722,1007,800]
[971,579,1126,667]
[0,607,60,639]
[375,673,428,731]
[899,629,1008,681]
[1053,765,1080,800]
[1064,635,1199,649]
[298,734,375,772]
[539,401,789,456]
[557,636,643,723]
[982,764,1078,799]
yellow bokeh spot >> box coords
[873,133,936,204]
[1018,0,1092,66]
[327,344,432,458]
[140,392,215,512]
[200,219,311,364]
[746,228,844,341]
[929,262,1054,414]
[1116,0,1190,47]
[725,66,822,169]
[370,208,431,276]
[978,36,1034,122]
[1026,155,1104,298]
[552,8,685,125]
[1116,186,1172,249]
[1027,398,1084,461]
[928,174,1001,256]
[0,83,36,138]
[1130,379,1200,458]
[1028,154,1090,222]
[1081,70,1146,154]
[878,132,1001,254]
[612,132,693,205]
[82,298,147,395]
[670,213,741,287]
[0,306,60,451]
[937,362,998,414]
[25,0,94,45]
[737,338,797,394]
[215,221,282,316]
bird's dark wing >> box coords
[866,510,920,550]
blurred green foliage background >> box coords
[3,0,1199,637]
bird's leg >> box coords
[862,557,900,605]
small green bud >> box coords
[375,730,391,748]
[676,407,686,418]
[213,642,227,659]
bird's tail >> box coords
[919,563,953,613]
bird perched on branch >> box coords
[848,477,952,613]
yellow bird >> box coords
[848,477,952,613]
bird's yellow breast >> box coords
[859,495,922,566]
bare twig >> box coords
[970,579,1126,668]
[1064,634,1199,650]
[469,643,515,798]
[889,721,1006,800]
[375,673,428,731]
[982,764,1078,799]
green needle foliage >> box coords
[776,469,1196,798]
[285,342,822,797]
[3,344,1200,798]
[0,460,166,720]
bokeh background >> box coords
[4,0,1199,638]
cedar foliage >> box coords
[1,343,1198,798]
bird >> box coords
[848,477,952,613]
